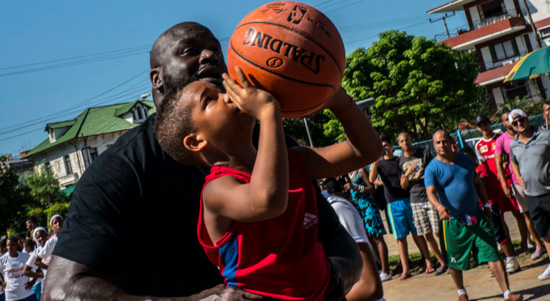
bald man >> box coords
[44,22,361,300]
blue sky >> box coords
[0,0,467,157]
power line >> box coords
[0,44,150,71]
[0,69,149,134]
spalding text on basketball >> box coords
[242,27,325,74]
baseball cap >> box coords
[475,115,490,125]
[508,109,528,123]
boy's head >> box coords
[459,145,477,164]
[154,81,255,165]
[24,238,35,253]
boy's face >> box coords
[35,230,48,247]
[184,81,255,147]
[52,218,64,233]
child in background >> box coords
[154,67,381,300]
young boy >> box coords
[154,67,381,300]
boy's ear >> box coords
[183,134,208,152]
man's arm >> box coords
[510,160,525,188]
[400,166,415,190]
[426,185,450,221]
[317,195,362,300]
[44,256,261,301]
[345,242,383,301]
[494,153,511,199]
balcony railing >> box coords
[434,9,521,42]
[485,51,528,71]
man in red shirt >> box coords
[474,115,524,274]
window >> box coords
[45,161,51,173]
[64,155,73,175]
[136,107,143,120]
[478,0,506,21]
[489,39,519,62]
[88,147,98,162]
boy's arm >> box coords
[295,88,382,179]
[202,70,288,223]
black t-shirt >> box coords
[397,148,433,203]
[54,115,223,296]
[54,115,342,297]
[377,157,410,203]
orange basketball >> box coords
[227,1,345,118]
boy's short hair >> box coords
[154,83,198,165]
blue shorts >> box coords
[387,198,417,239]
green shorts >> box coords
[443,211,500,271]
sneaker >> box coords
[458,294,469,301]
[504,292,524,301]
[527,241,535,249]
[539,265,550,280]
[379,270,393,282]
[531,245,547,260]
[506,258,520,274]
[435,265,448,276]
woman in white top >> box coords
[0,237,36,301]
[33,215,63,271]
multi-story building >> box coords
[427,0,550,107]
[24,100,155,190]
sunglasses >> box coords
[512,117,527,127]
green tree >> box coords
[24,162,69,207]
[341,30,482,141]
[0,156,34,233]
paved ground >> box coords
[379,211,550,300]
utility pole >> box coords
[521,0,542,48]
[430,12,456,39]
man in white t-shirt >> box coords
[0,237,36,301]
[327,193,385,301]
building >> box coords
[24,100,155,190]
[427,0,550,107]
[0,154,34,177]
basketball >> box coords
[227,1,345,118]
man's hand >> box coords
[437,205,451,221]
[503,186,512,199]
[196,284,263,301]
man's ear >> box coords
[183,134,208,152]
[150,68,163,90]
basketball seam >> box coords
[235,21,344,77]
[229,42,336,93]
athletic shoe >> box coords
[506,258,520,274]
[458,294,469,301]
[435,265,448,276]
[379,270,393,282]
[538,265,550,280]
[527,241,534,249]
[531,245,546,260]
[504,292,524,301]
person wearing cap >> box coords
[33,215,63,272]
[474,114,524,274]
[509,109,550,281]
[495,110,545,260]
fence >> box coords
[403,113,546,155]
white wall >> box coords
[521,0,550,23]
[493,87,506,105]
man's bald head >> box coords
[150,22,212,69]
[149,22,226,110]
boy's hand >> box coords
[223,67,280,121]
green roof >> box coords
[26,100,155,157]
